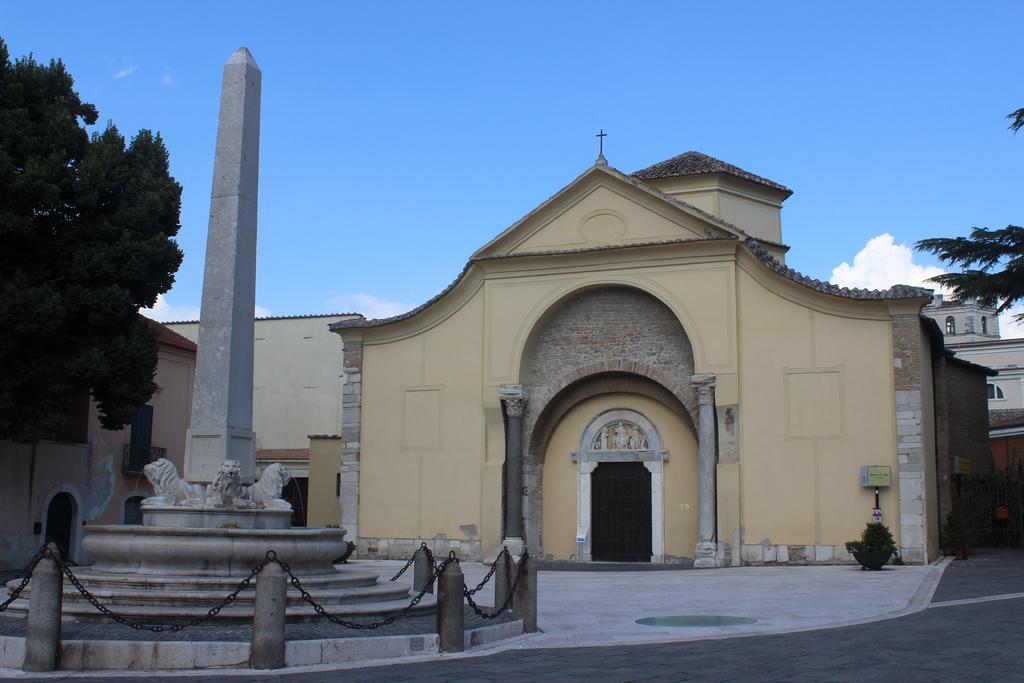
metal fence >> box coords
[956,465,1024,548]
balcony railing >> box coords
[122,445,166,474]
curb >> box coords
[0,620,524,673]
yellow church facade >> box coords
[332,152,984,567]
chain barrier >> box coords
[59,549,268,633]
[387,541,433,582]
[281,552,454,630]
[0,545,50,613]
[2,542,526,632]
[0,544,267,633]
[465,546,509,597]
[463,549,528,620]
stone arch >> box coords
[518,285,697,555]
[40,484,85,563]
[121,489,150,525]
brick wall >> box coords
[892,314,927,563]
[519,286,696,553]
[340,338,362,543]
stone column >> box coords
[186,47,262,484]
[691,373,718,568]
[499,385,527,555]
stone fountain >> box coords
[6,48,422,623]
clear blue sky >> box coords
[4,2,1021,320]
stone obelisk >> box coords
[185,48,262,484]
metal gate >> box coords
[591,461,652,562]
[956,466,1024,548]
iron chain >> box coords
[281,554,453,630]
[463,549,528,620]
[387,542,430,582]
[0,545,50,613]
[55,548,267,633]
[465,546,509,596]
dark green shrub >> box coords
[845,522,897,554]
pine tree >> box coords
[0,38,183,441]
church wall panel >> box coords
[736,270,899,550]
[356,291,488,551]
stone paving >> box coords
[2,551,1022,680]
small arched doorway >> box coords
[123,496,145,525]
[45,492,75,560]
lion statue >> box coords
[244,463,292,510]
[206,459,254,509]
[142,458,206,507]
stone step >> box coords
[51,582,413,609]
[14,568,381,592]
[1,594,435,624]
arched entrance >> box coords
[540,393,698,562]
[518,285,700,558]
[45,492,75,560]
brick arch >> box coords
[517,286,697,555]
[545,360,699,430]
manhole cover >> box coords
[636,615,757,627]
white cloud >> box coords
[161,72,175,87]
[831,233,1024,338]
[142,295,272,322]
[113,65,138,79]
[999,304,1024,339]
[830,233,947,291]
[142,295,200,322]
[326,293,414,320]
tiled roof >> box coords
[991,409,1024,429]
[743,238,932,300]
[144,317,197,353]
[164,312,358,325]
[631,151,792,196]
[334,238,933,332]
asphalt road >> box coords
[29,550,1024,682]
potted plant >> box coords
[942,511,968,560]
[845,522,897,570]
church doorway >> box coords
[45,492,75,560]
[591,461,652,562]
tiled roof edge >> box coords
[330,263,474,330]
[744,238,933,300]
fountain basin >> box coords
[141,504,292,530]
[83,525,347,576]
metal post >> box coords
[413,545,434,594]
[512,553,537,633]
[24,545,62,672]
[436,559,465,653]
[493,550,514,612]
[251,562,287,669]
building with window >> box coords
[0,320,196,570]
[923,295,1000,344]
[331,151,992,567]
[167,313,358,527]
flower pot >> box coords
[852,550,892,570]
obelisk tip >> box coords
[227,47,260,70]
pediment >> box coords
[473,164,742,260]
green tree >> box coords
[916,107,1022,319]
[1009,107,1024,133]
[917,226,1024,320]
[0,38,183,442]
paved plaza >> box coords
[2,550,1022,681]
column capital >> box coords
[690,373,716,405]
[499,384,528,417]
